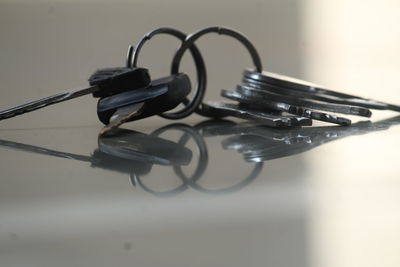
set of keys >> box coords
[183,28,400,126]
[1,26,399,133]
[210,69,400,126]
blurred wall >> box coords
[303,2,400,267]
[303,0,400,107]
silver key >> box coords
[200,101,312,127]
[221,89,352,126]
[0,67,150,121]
[0,86,97,121]
[243,69,400,112]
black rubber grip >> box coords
[89,67,151,98]
[97,73,191,125]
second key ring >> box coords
[171,26,263,117]
[128,27,207,120]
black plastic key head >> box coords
[97,73,191,125]
[89,67,151,98]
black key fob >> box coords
[97,73,191,125]
[89,67,151,98]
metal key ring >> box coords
[127,27,207,120]
[170,26,262,117]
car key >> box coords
[243,69,400,112]
[242,75,391,111]
[221,89,352,126]
[200,101,312,127]
[0,67,151,121]
[236,84,372,117]
[98,73,191,135]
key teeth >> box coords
[240,70,399,119]
[205,101,313,128]
[350,107,372,117]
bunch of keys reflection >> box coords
[1,116,399,197]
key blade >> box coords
[0,85,99,121]
[99,102,145,136]
[242,76,393,111]
[237,84,372,117]
[244,69,400,112]
[201,101,312,127]
[221,89,352,126]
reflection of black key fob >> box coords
[91,149,153,176]
[97,73,191,124]
[91,129,193,176]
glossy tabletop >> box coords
[1,113,400,267]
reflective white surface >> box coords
[1,116,400,267]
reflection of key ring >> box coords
[132,122,264,197]
[131,123,207,197]
[170,26,262,117]
[127,27,207,120]
[176,162,263,194]
[173,122,263,194]
[131,172,188,197]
